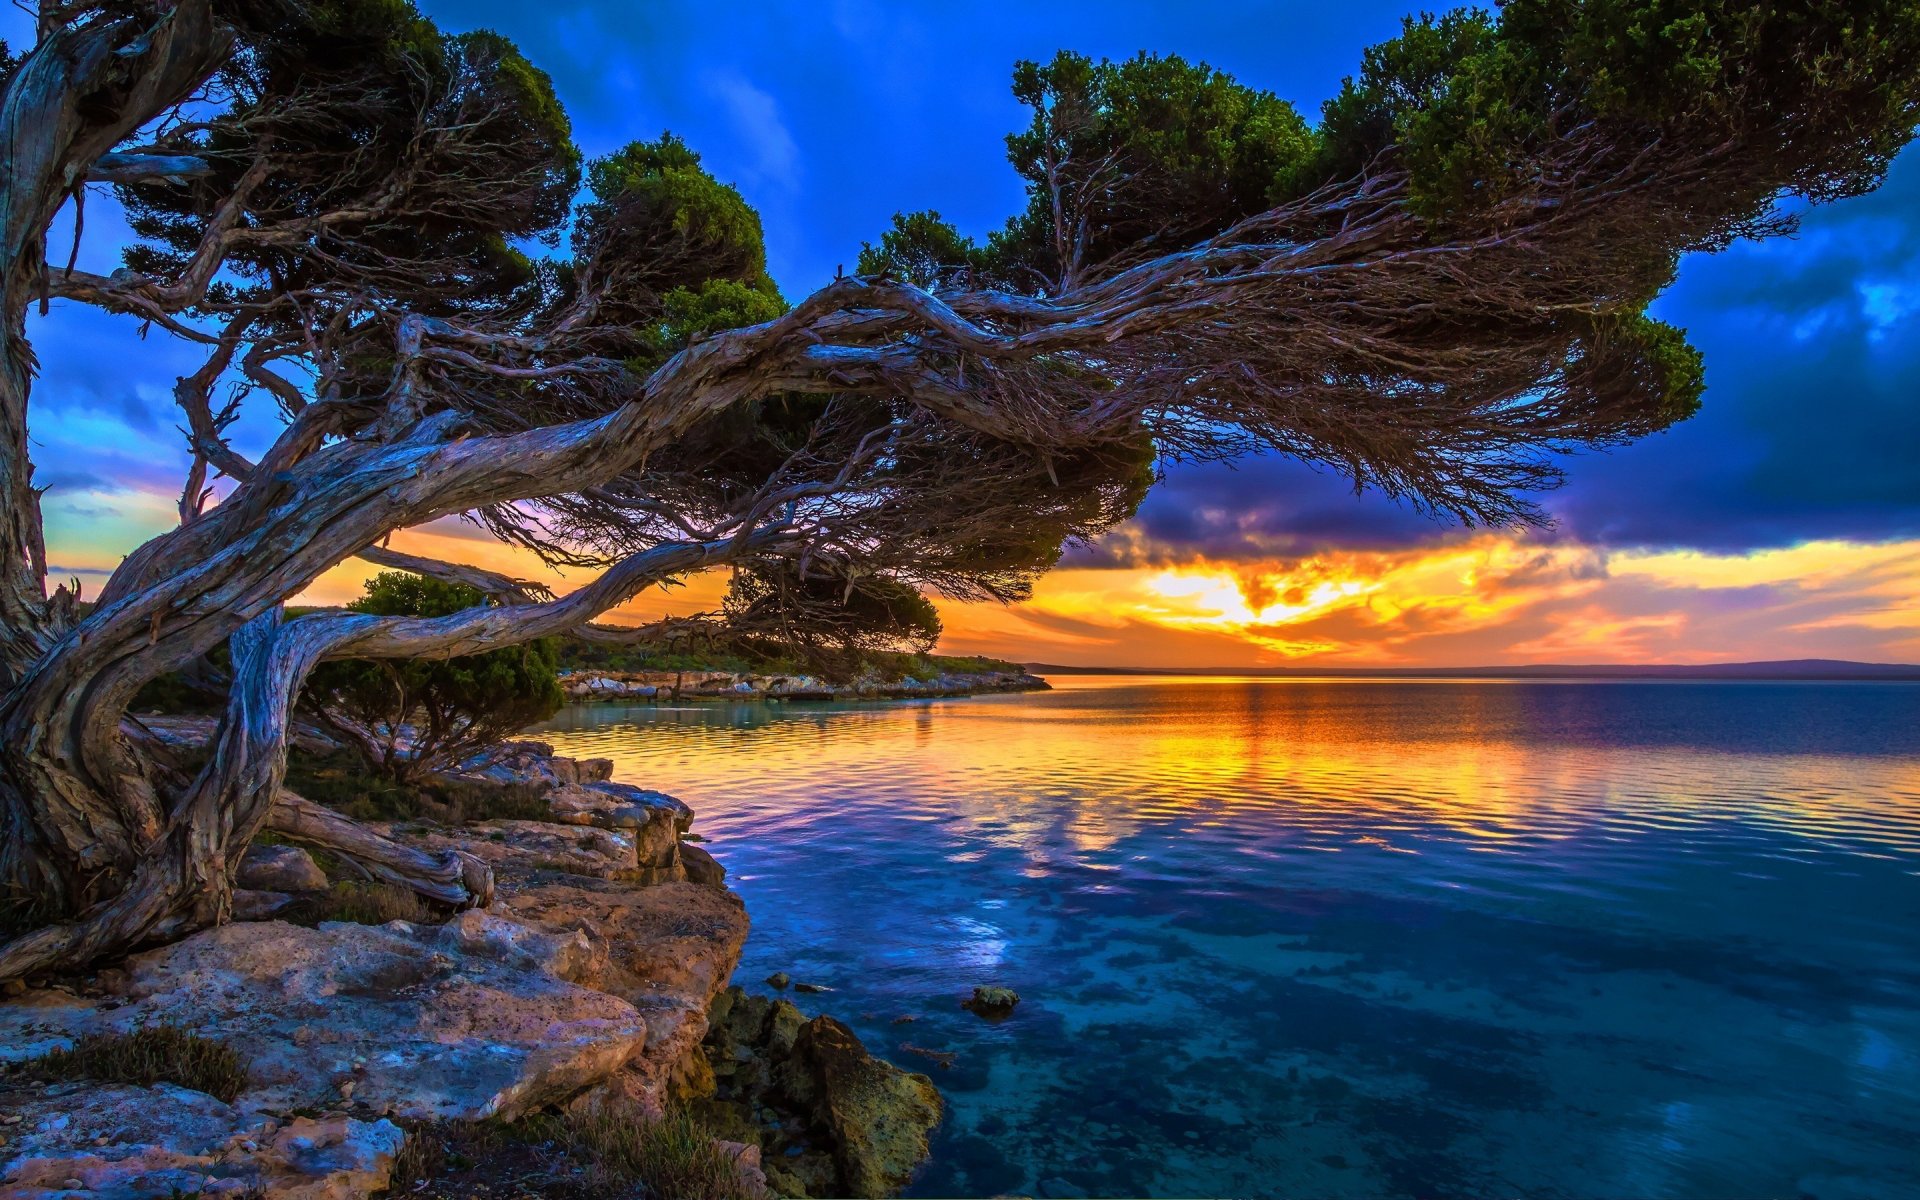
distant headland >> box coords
[1026,659,1920,681]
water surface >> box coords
[535,677,1920,1198]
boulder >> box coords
[0,1080,404,1200]
[962,985,1020,1019]
[0,916,647,1122]
[447,740,610,790]
[237,844,328,893]
[682,842,727,887]
[776,1016,942,1198]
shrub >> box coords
[303,572,565,781]
[24,1026,247,1102]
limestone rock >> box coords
[507,878,749,1111]
[546,782,691,884]
[0,1080,404,1200]
[238,843,328,893]
[0,917,646,1122]
[447,740,609,790]
[777,1016,943,1198]
[399,818,643,881]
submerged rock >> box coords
[0,1080,404,1199]
[778,1016,943,1198]
[696,989,942,1199]
[962,985,1020,1019]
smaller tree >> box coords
[304,573,565,781]
[723,564,943,675]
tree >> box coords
[1,0,1915,979]
[304,573,565,781]
[724,563,945,673]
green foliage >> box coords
[303,573,564,780]
[23,1027,248,1103]
[576,135,785,337]
[856,211,992,289]
[989,50,1315,281]
[1313,0,1920,219]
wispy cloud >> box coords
[705,71,800,192]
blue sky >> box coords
[15,2,1920,664]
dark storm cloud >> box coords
[1543,151,1920,553]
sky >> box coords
[16,1,1920,668]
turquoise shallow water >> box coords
[534,677,1920,1199]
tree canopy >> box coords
[2,0,1916,979]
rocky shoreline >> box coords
[0,741,943,1199]
[560,666,1049,704]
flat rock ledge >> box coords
[0,1081,403,1200]
[0,742,937,1200]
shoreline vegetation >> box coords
[0,733,946,1199]
[1027,658,1920,681]
[554,642,1051,703]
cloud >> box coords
[939,535,1920,667]
[705,71,800,192]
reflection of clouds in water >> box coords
[533,681,1920,1198]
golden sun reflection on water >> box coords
[540,677,1920,875]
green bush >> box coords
[303,572,564,782]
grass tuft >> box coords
[24,1025,247,1103]
[283,880,438,927]
[384,1102,753,1200]
[568,1101,757,1200]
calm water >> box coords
[534,678,1920,1199]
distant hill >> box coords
[1025,659,1920,681]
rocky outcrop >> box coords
[507,878,749,1113]
[0,741,936,1199]
[781,1016,944,1198]
[560,666,1049,704]
[695,988,943,1198]
[0,913,647,1122]
[0,1080,404,1200]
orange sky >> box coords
[299,519,1920,668]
